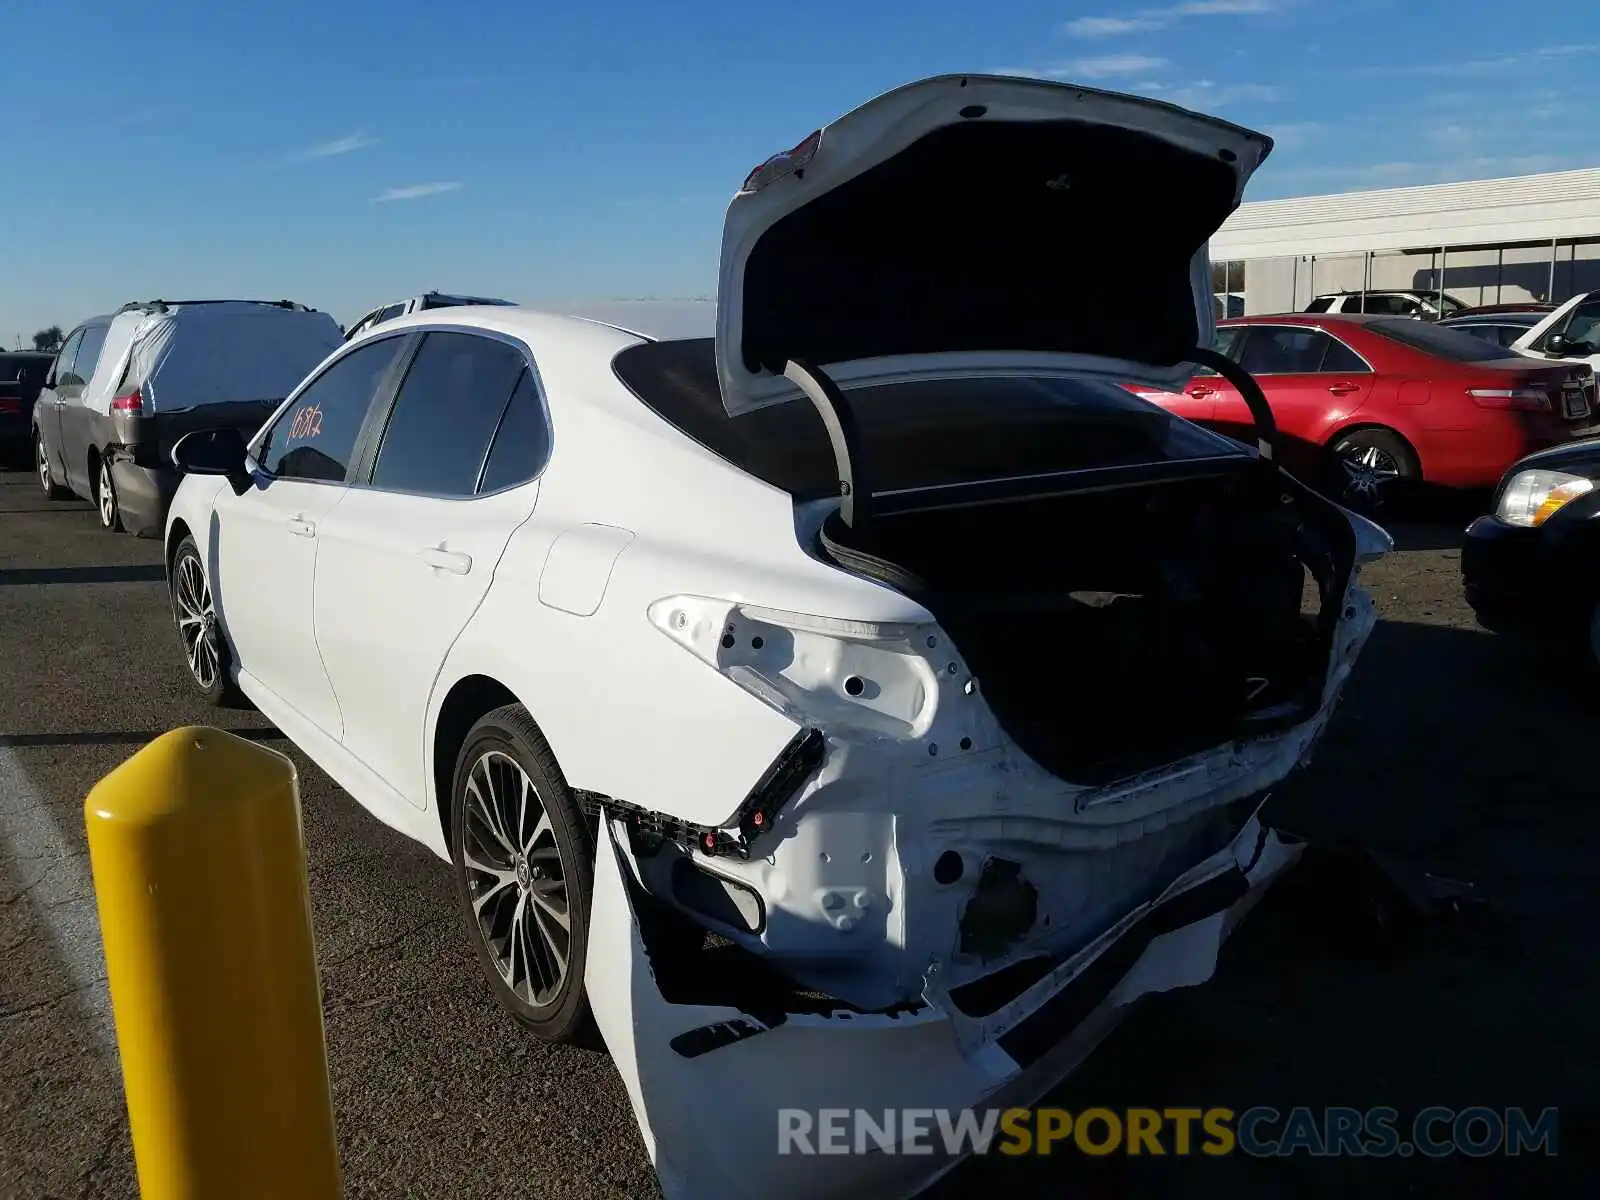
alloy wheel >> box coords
[460,750,572,1008]
[173,553,221,692]
[36,436,50,494]
[1339,444,1401,506]
[98,461,116,528]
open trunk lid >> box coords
[714,73,1273,417]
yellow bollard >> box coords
[84,726,341,1200]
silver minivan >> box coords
[34,299,342,535]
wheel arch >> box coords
[430,674,525,849]
[1322,420,1424,482]
[165,517,194,584]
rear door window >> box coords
[477,371,551,492]
[1320,335,1370,372]
[1236,327,1333,374]
[256,335,408,482]
[367,331,528,496]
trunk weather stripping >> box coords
[782,359,870,528]
[777,350,1280,537]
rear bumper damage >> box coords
[589,809,1302,1200]
[109,458,179,539]
[588,575,1377,1197]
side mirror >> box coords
[171,427,251,495]
[1546,334,1568,355]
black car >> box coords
[1462,437,1600,665]
[1437,309,1549,350]
[0,351,54,461]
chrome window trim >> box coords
[1229,322,1376,376]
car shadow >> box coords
[926,615,1596,1197]
[0,564,166,586]
[0,728,283,749]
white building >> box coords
[1210,166,1600,316]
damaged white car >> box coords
[162,74,1386,1200]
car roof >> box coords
[353,302,713,346]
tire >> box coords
[168,535,245,707]
[95,456,123,531]
[1324,427,1419,512]
[35,431,69,500]
[450,704,596,1043]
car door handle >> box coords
[1327,382,1360,395]
[1188,384,1215,397]
[418,546,473,575]
[287,516,316,538]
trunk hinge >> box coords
[1188,346,1280,464]
[782,358,870,528]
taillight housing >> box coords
[111,388,143,413]
[1467,386,1550,412]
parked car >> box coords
[343,292,517,342]
[1511,289,1600,372]
[1462,436,1600,669]
[1437,308,1549,349]
[33,299,342,535]
[1448,302,1554,317]
[1,351,55,462]
[160,74,1390,1200]
[1305,290,1470,318]
[1130,313,1595,509]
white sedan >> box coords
[164,73,1387,1200]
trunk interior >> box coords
[817,463,1351,785]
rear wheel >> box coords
[1324,428,1418,511]
[450,704,596,1043]
[36,431,68,499]
[95,457,123,531]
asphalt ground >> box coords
[1,464,1596,1199]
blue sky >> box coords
[2,0,1597,342]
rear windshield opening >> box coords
[614,338,1243,501]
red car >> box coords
[1129,314,1596,507]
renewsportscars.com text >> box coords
[777,1106,1559,1158]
